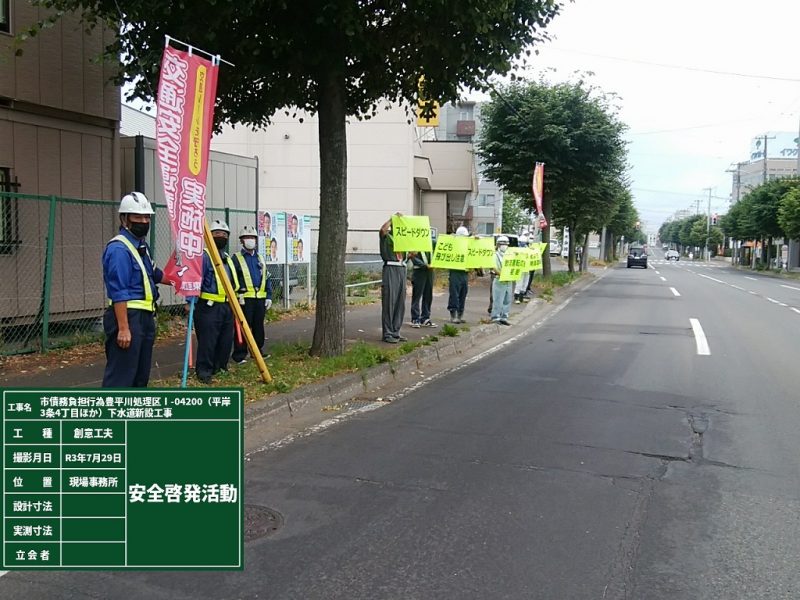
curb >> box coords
[244,272,596,431]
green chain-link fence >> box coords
[0,192,320,356]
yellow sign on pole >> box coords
[466,236,496,269]
[430,234,469,270]
[499,248,527,282]
[391,215,433,252]
[416,75,440,127]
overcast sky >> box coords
[487,0,800,232]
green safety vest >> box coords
[234,252,267,299]
[200,249,240,303]
[107,235,155,312]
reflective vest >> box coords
[234,252,267,299]
[107,235,155,312]
[200,249,240,303]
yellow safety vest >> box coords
[200,249,240,304]
[234,252,267,299]
[107,235,155,312]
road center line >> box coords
[689,318,711,356]
[767,297,781,304]
[654,270,660,275]
[670,287,681,296]
[698,273,724,284]
[731,285,745,291]
[780,284,800,292]
[791,308,800,315]
[660,276,667,281]
[745,276,758,281]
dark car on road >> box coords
[627,246,648,269]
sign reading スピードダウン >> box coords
[1,389,243,570]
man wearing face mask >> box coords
[194,220,240,384]
[491,235,512,326]
[102,192,164,387]
[232,225,272,363]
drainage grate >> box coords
[245,504,283,542]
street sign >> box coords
[1,389,243,570]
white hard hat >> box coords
[455,226,469,236]
[210,219,230,234]
[519,234,529,244]
[239,225,257,238]
[496,235,509,245]
[119,192,154,215]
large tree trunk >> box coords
[581,234,590,271]
[542,194,552,279]
[310,69,348,357]
[568,219,577,272]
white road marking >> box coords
[731,285,745,291]
[690,318,711,356]
[767,297,781,304]
[660,276,667,281]
[745,276,758,281]
[791,308,800,315]
[698,273,724,284]
[654,270,660,275]
[670,287,681,296]
[780,284,800,292]
[749,291,758,295]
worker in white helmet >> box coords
[194,220,240,384]
[515,234,531,304]
[447,226,471,323]
[231,224,272,362]
[101,192,163,387]
[491,235,512,325]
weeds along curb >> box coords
[244,272,595,432]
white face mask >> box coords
[498,245,508,254]
[243,238,257,251]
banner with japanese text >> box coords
[465,236,496,269]
[499,248,527,282]
[288,213,311,264]
[391,215,433,252]
[156,44,219,296]
[532,162,547,229]
[526,246,543,271]
[430,234,469,270]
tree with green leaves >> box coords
[478,78,629,273]
[31,0,563,356]
[604,190,637,260]
[778,186,800,241]
[501,193,532,235]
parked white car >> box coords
[549,241,561,256]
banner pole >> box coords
[181,296,196,388]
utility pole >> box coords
[703,187,712,261]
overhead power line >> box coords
[542,48,800,83]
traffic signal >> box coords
[711,214,718,225]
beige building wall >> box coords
[0,1,120,323]
[213,103,476,255]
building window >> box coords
[0,0,10,34]
[0,167,20,253]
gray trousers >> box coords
[381,265,406,339]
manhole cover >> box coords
[245,504,283,542]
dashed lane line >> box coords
[670,287,681,297]
[780,284,800,292]
[690,318,711,356]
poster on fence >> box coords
[430,234,469,270]
[156,43,219,296]
[390,215,433,252]
[288,213,310,264]
[265,212,286,264]
[257,211,272,262]
[466,236,496,269]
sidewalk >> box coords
[1,274,519,388]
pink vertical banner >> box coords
[532,162,547,228]
[156,43,219,296]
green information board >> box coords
[1,388,244,570]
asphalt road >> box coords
[3,255,800,599]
